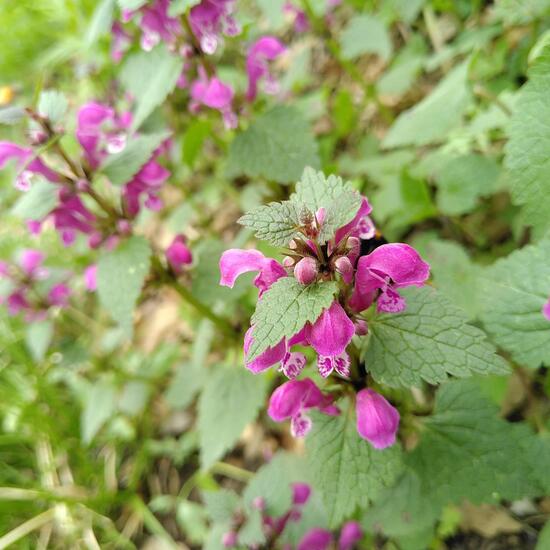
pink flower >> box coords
[283,3,310,33]
[189,0,239,54]
[111,21,131,62]
[243,326,306,379]
[219,248,286,296]
[334,197,373,245]
[356,388,399,449]
[297,528,333,550]
[268,378,339,437]
[351,243,430,313]
[291,482,311,505]
[338,521,362,550]
[123,158,170,216]
[48,283,71,307]
[246,36,287,101]
[84,265,97,291]
[51,191,96,246]
[543,297,550,321]
[294,257,318,285]
[0,141,59,190]
[6,291,30,316]
[19,249,46,278]
[190,69,237,129]
[166,235,193,273]
[221,531,238,548]
[305,301,354,378]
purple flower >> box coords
[6,291,30,316]
[189,0,239,54]
[268,378,339,437]
[356,388,400,449]
[48,283,71,307]
[19,249,47,278]
[166,235,193,273]
[305,301,355,378]
[190,69,237,129]
[334,197,373,245]
[111,21,131,62]
[351,243,430,313]
[219,248,286,296]
[123,158,171,216]
[338,521,362,550]
[246,36,287,101]
[84,265,97,291]
[283,3,310,33]
[243,326,306,379]
[543,297,550,321]
[291,482,311,506]
[0,141,60,190]
[297,528,333,550]
[51,191,96,246]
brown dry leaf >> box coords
[460,503,522,538]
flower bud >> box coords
[355,389,399,449]
[84,265,97,292]
[291,483,311,506]
[354,319,368,336]
[48,283,71,307]
[346,236,360,265]
[117,219,132,235]
[282,255,295,268]
[339,521,363,550]
[252,496,265,511]
[334,256,353,284]
[315,207,326,226]
[222,531,238,548]
[294,257,318,285]
[166,235,193,274]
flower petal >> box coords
[219,248,266,287]
[306,301,354,357]
[356,388,400,450]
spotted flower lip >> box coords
[356,388,400,449]
[543,297,550,321]
[268,378,339,437]
[246,36,287,101]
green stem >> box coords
[130,498,178,550]
[151,255,236,339]
[211,461,254,482]
[0,508,56,549]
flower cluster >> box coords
[221,481,362,549]
[0,250,70,321]
[1,102,171,249]
[112,0,288,127]
[219,186,430,448]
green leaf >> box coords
[120,45,184,131]
[306,398,403,527]
[202,489,240,523]
[364,286,510,388]
[0,106,25,125]
[168,0,201,16]
[248,278,338,361]
[182,119,212,167]
[97,236,151,330]
[435,154,501,215]
[176,501,208,544]
[227,106,319,184]
[291,168,362,244]
[81,380,117,443]
[383,62,470,148]
[493,0,550,24]
[25,320,53,362]
[505,44,550,236]
[86,0,115,46]
[198,367,268,469]
[117,0,147,9]
[340,14,392,61]
[100,131,170,185]
[536,521,550,550]
[480,237,550,368]
[238,201,302,247]
[407,379,544,506]
[11,179,58,220]
[37,90,68,124]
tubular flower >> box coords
[268,378,339,437]
[166,235,193,273]
[356,388,400,450]
[246,36,287,101]
[0,141,60,190]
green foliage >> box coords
[505,44,550,236]
[292,167,361,244]
[37,90,68,123]
[197,366,268,469]
[480,236,550,368]
[383,62,471,147]
[363,287,510,388]
[248,278,337,361]
[340,14,392,61]
[306,398,403,527]
[86,0,115,46]
[96,236,151,330]
[11,180,58,220]
[24,320,53,362]
[120,45,184,131]
[238,201,302,246]
[227,106,320,184]
[100,131,171,185]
